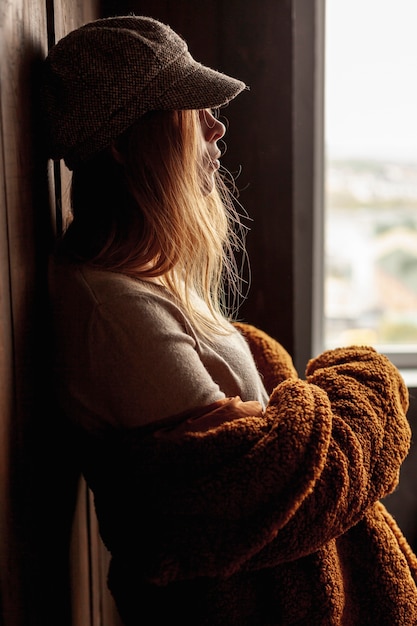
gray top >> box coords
[49,262,269,431]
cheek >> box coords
[198,111,208,138]
[199,127,211,153]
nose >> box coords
[200,110,226,142]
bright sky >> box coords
[325,0,417,161]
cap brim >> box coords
[155,62,247,111]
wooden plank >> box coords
[0,1,50,624]
[0,48,21,626]
[69,479,94,626]
[54,0,99,40]
[88,488,124,626]
[0,0,100,624]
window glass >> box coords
[324,0,417,372]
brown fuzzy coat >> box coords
[80,323,417,625]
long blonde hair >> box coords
[62,109,249,337]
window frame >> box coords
[299,0,417,385]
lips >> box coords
[210,151,221,170]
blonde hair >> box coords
[63,109,249,337]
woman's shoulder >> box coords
[51,260,167,304]
[50,260,194,337]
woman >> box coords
[43,15,417,625]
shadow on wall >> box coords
[2,37,80,625]
[383,390,417,551]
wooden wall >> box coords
[0,2,101,625]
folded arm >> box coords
[88,324,410,586]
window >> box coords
[323,0,417,384]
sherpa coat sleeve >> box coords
[88,322,413,588]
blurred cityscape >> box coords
[324,158,417,353]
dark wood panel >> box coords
[217,0,296,355]
[0,38,22,626]
[0,1,99,624]
[0,3,51,624]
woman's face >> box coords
[198,109,226,194]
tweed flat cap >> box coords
[42,15,246,169]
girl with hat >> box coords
[43,15,417,625]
